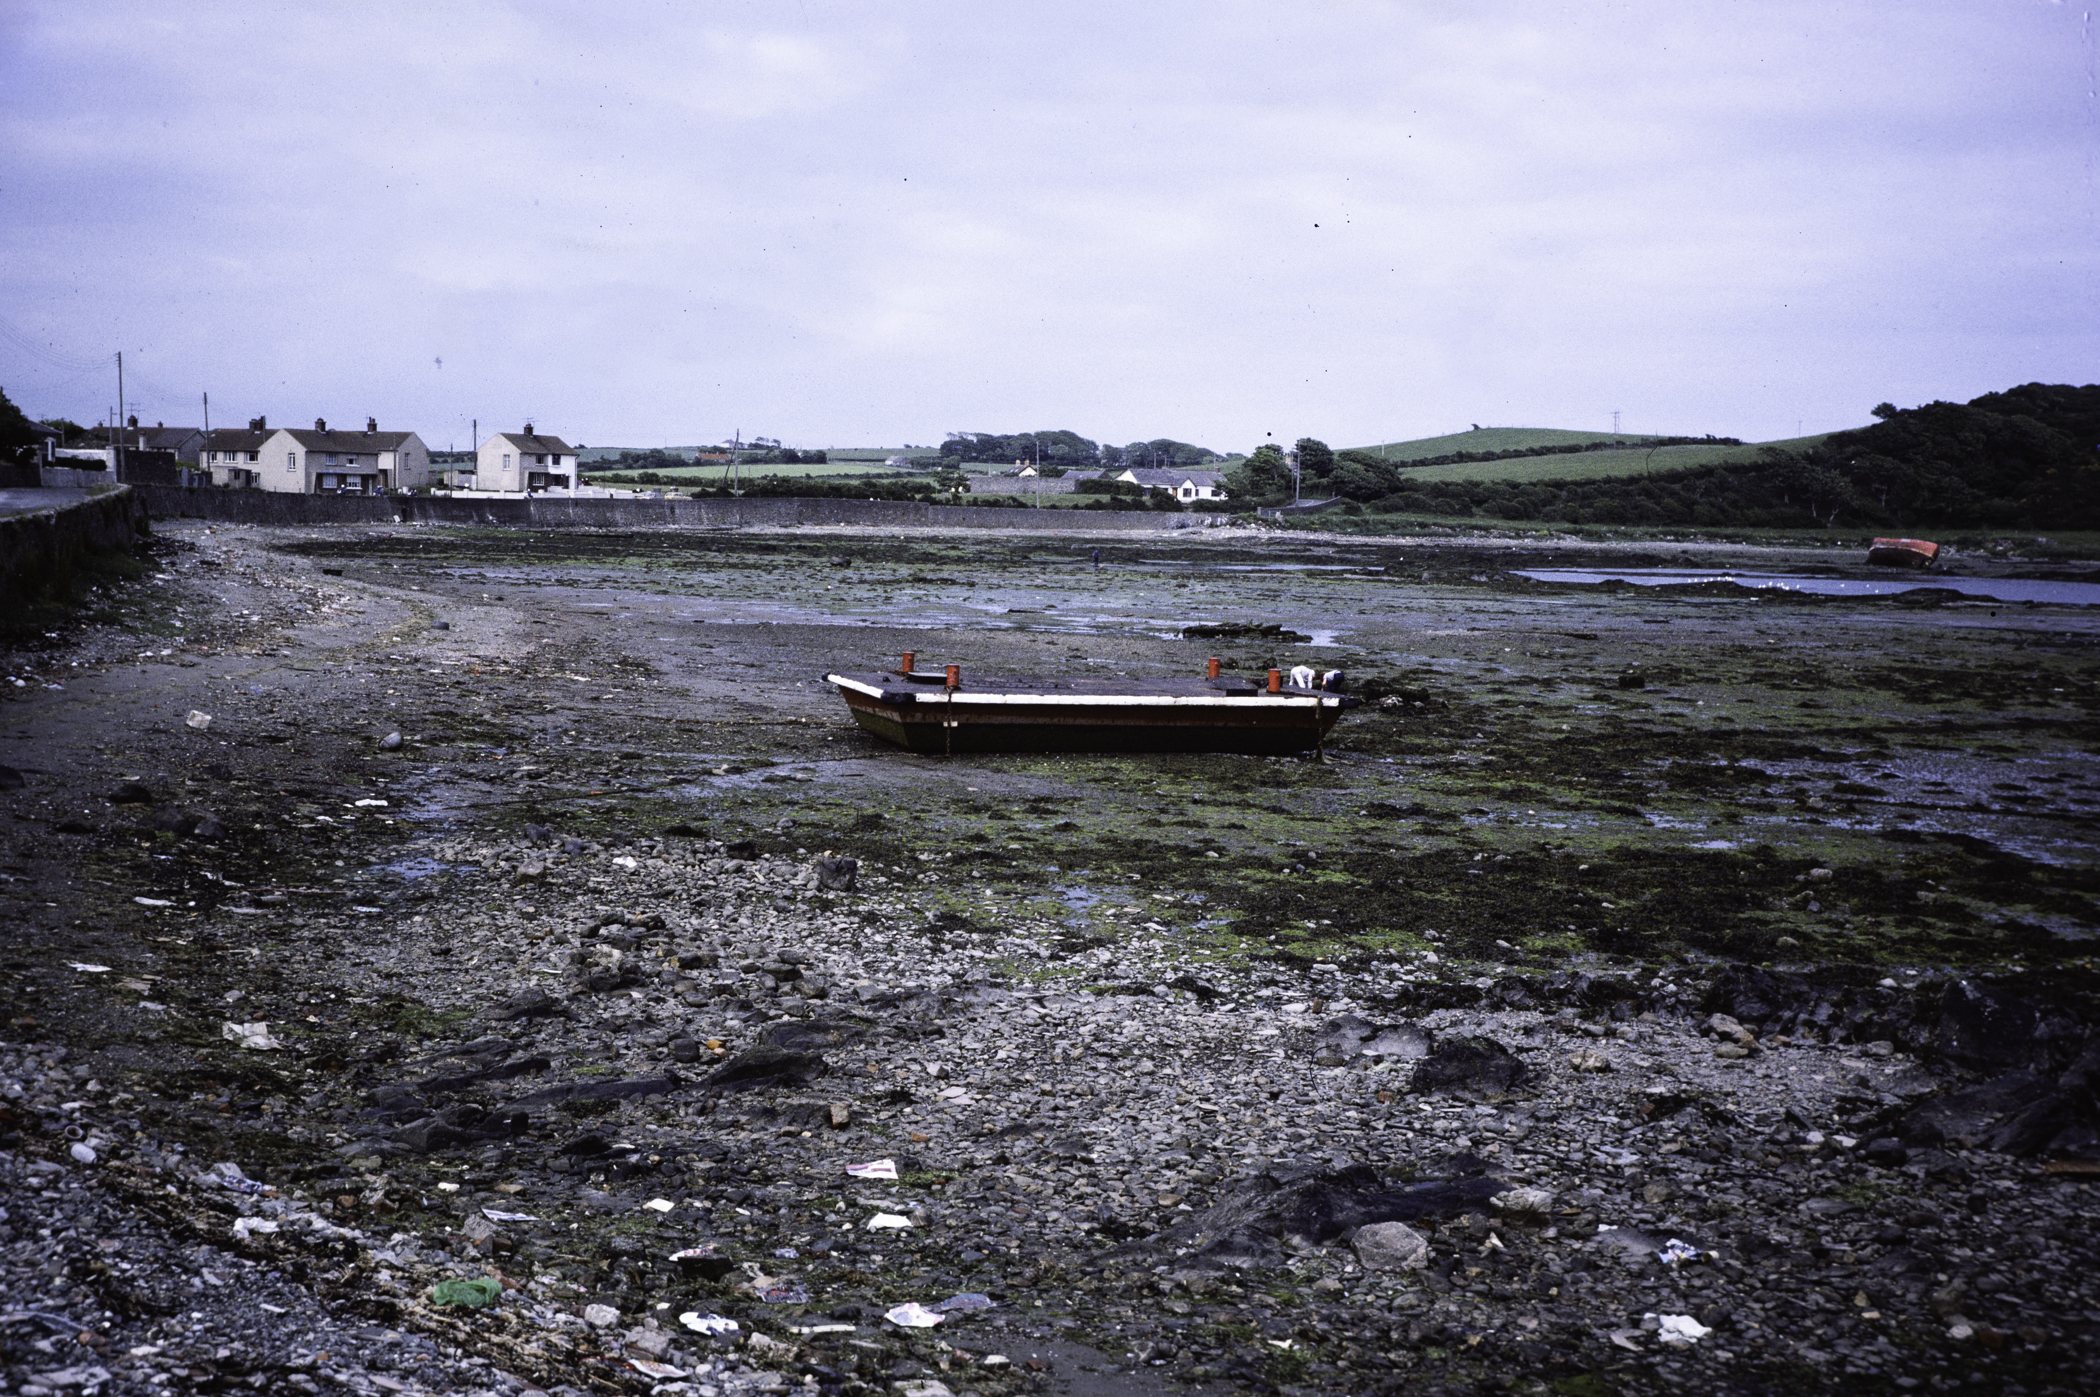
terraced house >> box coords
[201,416,432,493]
[475,425,577,492]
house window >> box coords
[287,452,298,472]
[247,452,258,462]
[503,454,512,470]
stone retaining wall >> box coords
[131,486,1237,533]
[0,485,149,604]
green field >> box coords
[1391,432,1834,484]
[1343,426,1679,460]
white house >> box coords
[476,426,577,492]
[1118,467,1228,501]
[205,417,433,493]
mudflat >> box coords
[2,519,2096,1397]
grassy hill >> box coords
[1395,433,1836,485]
[1344,427,1677,461]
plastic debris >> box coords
[69,1143,97,1165]
[680,1312,739,1336]
[759,1284,810,1305]
[885,1302,945,1328]
[792,1323,858,1336]
[429,1278,504,1309]
[1649,1312,1712,1346]
[773,1247,800,1259]
[1657,1238,1704,1265]
[643,1198,676,1213]
[866,1212,912,1230]
[669,1247,722,1262]
[186,710,213,730]
[933,1293,995,1313]
[481,1208,539,1223]
[846,1158,899,1180]
[352,797,389,807]
[221,1022,284,1050]
[1608,1328,1645,1351]
[232,1218,279,1242]
[630,1360,687,1379]
[208,1163,269,1194]
[133,898,172,907]
[68,963,111,974]
[584,1304,620,1327]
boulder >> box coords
[1351,1221,1430,1271]
[1315,1015,1434,1066]
[1935,980,2041,1074]
[1411,1036,1528,1100]
[1139,1161,1503,1271]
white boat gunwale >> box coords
[823,673,1345,708]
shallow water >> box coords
[1516,567,2100,606]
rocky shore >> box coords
[2,520,2095,1397]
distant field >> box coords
[1343,427,1677,461]
[586,460,922,481]
[1377,432,1838,485]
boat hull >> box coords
[1867,537,1939,569]
[827,673,1351,755]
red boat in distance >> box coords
[1866,537,1939,569]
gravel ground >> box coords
[3,519,2096,1397]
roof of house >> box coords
[201,429,276,453]
[485,432,575,455]
[1122,467,1225,488]
[281,428,420,453]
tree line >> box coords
[1223,388,2098,529]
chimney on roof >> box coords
[127,414,138,429]
[248,416,264,431]
[365,417,377,433]
[524,422,534,436]
[315,417,327,432]
[156,421,164,429]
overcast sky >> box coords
[2,1,2093,453]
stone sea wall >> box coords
[131,485,1236,533]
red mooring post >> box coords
[1267,669,1282,693]
[945,664,961,690]
[1207,656,1221,679]
[899,651,915,674]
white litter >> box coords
[133,898,173,907]
[352,798,389,807]
[222,1022,284,1050]
[629,1359,686,1379]
[643,1198,676,1213]
[884,1302,945,1328]
[1657,1238,1704,1265]
[1649,1312,1712,1346]
[232,1218,280,1241]
[865,1212,912,1230]
[70,1143,97,1165]
[680,1312,739,1336]
[846,1158,899,1180]
[791,1323,858,1335]
[68,963,112,973]
[481,1208,540,1223]
[186,710,213,730]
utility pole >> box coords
[202,391,210,436]
[1611,410,1621,436]
[730,430,742,495]
[114,351,126,478]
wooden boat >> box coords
[1866,537,1939,569]
[824,655,1359,755]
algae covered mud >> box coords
[2,520,2097,1397]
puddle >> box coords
[1515,568,2100,606]
[376,855,457,880]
